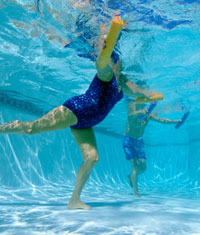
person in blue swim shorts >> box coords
[0,19,153,210]
[123,99,182,197]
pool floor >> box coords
[0,190,199,235]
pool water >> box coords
[0,0,200,234]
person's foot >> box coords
[67,199,92,210]
[134,191,141,197]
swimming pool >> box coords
[0,0,200,234]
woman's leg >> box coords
[68,127,99,210]
[0,105,77,135]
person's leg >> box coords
[130,159,140,196]
[130,158,146,196]
[68,127,98,210]
[137,159,146,175]
[0,105,77,135]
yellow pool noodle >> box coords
[97,16,124,68]
[136,92,164,103]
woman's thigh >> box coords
[31,105,77,133]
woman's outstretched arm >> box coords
[95,16,124,82]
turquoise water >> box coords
[0,0,200,234]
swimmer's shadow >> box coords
[88,200,132,208]
[0,200,137,208]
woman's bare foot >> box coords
[67,199,92,210]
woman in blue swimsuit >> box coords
[0,29,150,210]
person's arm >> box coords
[128,108,147,116]
[124,81,151,98]
[114,60,150,98]
[150,114,181,124]
[95,32,114,82]
[96,17,123,82]
[119,74,151,98]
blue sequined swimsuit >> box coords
[63,74,123,129]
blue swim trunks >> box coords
[123,136,146,160]
[63,74,123,129]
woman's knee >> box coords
[85,149,99,165]
[24,122,35,135]
[11,121,34,135]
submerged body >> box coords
[124,102,181,196]
[0,14,157,209]
[63,74,123,129]
[0,47,151,210]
